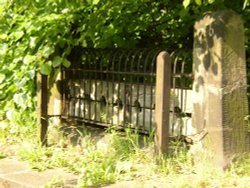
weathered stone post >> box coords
[155,51,171,154]
[193,10,249,168]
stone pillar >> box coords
[193,10,249,168]
[155,51,171,154]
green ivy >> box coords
[0,0,250,139]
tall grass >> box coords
[1,120,250,187]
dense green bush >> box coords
[0,0,249,139]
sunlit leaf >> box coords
[7,85,17,93]
[0,73,6,84]
[0,43,8,56]
[29,37,38,48]
[183,0,191,8]
[243,0,249,9]
[52,56,63,67]
[6,109,14,120]
[208,0,215,4]
[195,0,202,5]
[41,63,52,75]
[13,93,27,109]
[0,34,7,40]
[13,31,24,41]
[0,121,8,129]
[23,55,35,64]
[0,83,6,90]
[28,70,35,79]
[93,0,100,5]
[16,78,27,89]
[61,8,69,14]
[42,46,55,58]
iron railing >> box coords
[61,48,193,135]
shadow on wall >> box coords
[193,10,245,93]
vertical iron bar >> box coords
[110,50,117,126]
[94,52,98,123]
[136,51,142,129]
[128,50,137,127]
[142,49,157,132]
[172,56,178,134]
[123,50,135,127]
[149,49,161,132]
[116,49,125,126]
[83,52,87,119]
[88,53,92,121]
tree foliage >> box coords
[0,0,250,129]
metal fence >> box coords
[170,51,193,136]
[60,48,193,136]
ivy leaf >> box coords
[0,34,8,40]
[42,45,55,58]
[58,38,66,48]
[41,62,52,75]
[28,70,35,79]
[23,55,35,64]
[183,0,191,8]
[243,0,249,9]
[0,92,6,100]
[0,43,8,56]
[62,46,72,57]
[29,37,38,48]
[62,58,71,68]
[195,0,202,5]
[0,73,6,84]
[208,0,215,3]
[52,56,63,67]
[179,9,189,18]
[93,0,100,5]
[13,93,28,109]
[0,83,6,90]
[13,31,24,41]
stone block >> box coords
[193,10,249,168]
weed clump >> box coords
[2,123,250,187]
